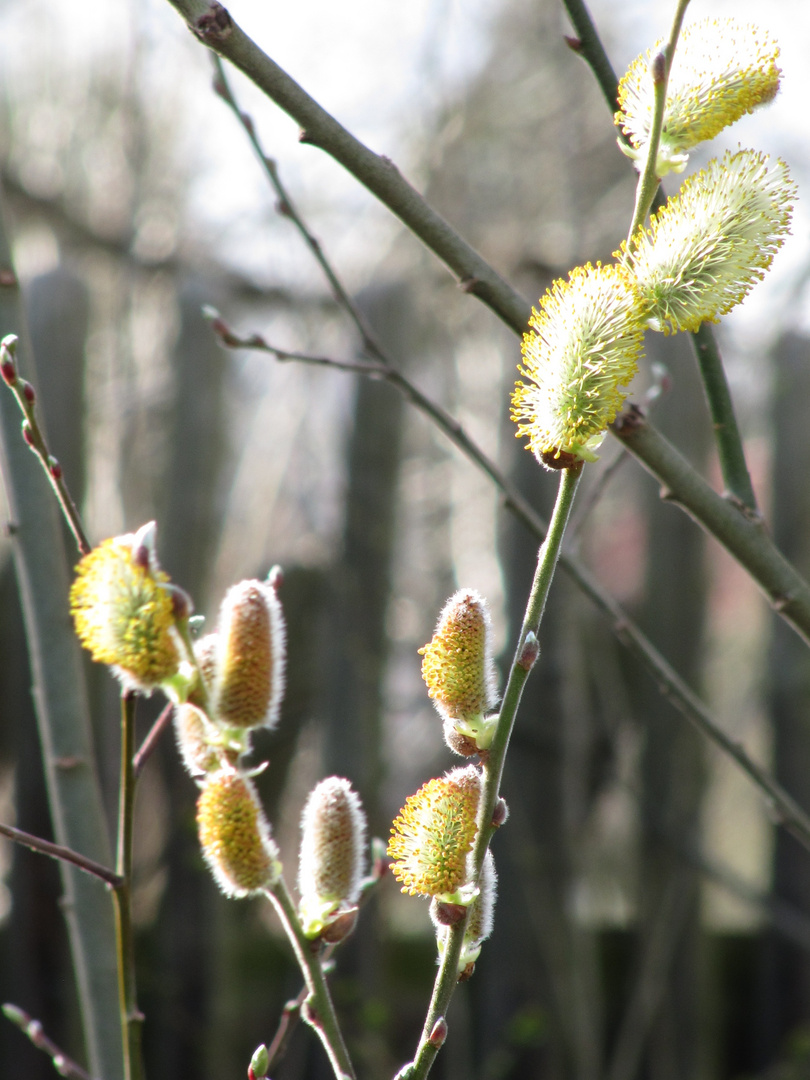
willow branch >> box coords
[562,0,758,510]
[405,466,583,1080]
[0,822,123,888]
[133,702,173,779]
[613,407,810,646]
[112,691,144,1080]
[265,879,356,1080]
[3,1004,96,1080]
[690,322,758,511]
[209,322,810,853]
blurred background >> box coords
[0,0,810,1077]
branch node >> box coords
[193,3,233,47]
[54,756,84,770]
[459,276,481,295]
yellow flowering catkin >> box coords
[197,770,280,898]
[69,522,181,690]
[616,18,781,176]
[622,149,795,334]
[511,264,645,467]
[211,579,286,730]
[420,589,497,723]
[388,766,481,898]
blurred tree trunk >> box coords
[320,283,412,1080]
[0,267,90,1077]
[621,332,710,1080]
[137,281,228,1079]
[760,332,810,1070]
[494,447,604,1080]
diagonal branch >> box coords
[166,1,793,632]
[210,320,810,854]
[0,822,123,889]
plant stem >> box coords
[626,0,691,242]
[0,181,123,1080]
[213,324,810,855]
[690,323,758,511]
[408,465,583,1080]
[112,691,144,1080]
[265,879,356,1080]
[0,823,123,888]
[3,1003,96,1080]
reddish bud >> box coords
[1,359,15,385]
[432,900,467,926]
[651,50,667,85]
[320,907,359,944]
[517,631,539,672]
[492,797,509,827]
[21,421,34,447]
[20,380,35,403]
[48,457,62,480]
[165,582,194,621]
[428,1018,448,1048]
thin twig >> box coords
[211,56,383,361]
[0,821,123,888]
[2,1003,96,1080]
[626,0,692,242]
[407,466,584,1080]
[691,322,758,511]
[133,702,174,779]
[0,335,91,555]
[265,879,357,1080]
[210,321,810,854]
[112,691,144,1080]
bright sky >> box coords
[1,0,808,343]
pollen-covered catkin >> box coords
[511,264,646,467]
[388,766,481,898]
[623,149,795,334]
[69,522,182,691]
[420,589,498,752]
[197,770,280,897]
[616,18,781,176]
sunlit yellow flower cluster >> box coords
[616,18,781,176]
[512,20,794,469]
[69,524,181,690]
[388,766,481,898]
[511,264,646,467]
[623,149,795,334]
